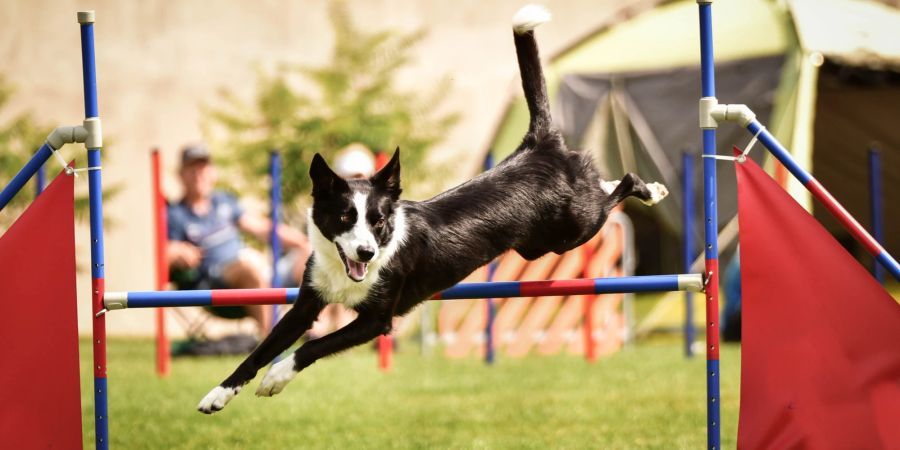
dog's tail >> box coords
[513,5,552,136]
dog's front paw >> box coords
[197,385,241,414]
[641,182,669,206]
[256,357,298,397]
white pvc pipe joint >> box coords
[699,97,756,129]
[678,274,705,292]
[83,118,103,148]
[45,118,103,150]
[47,126,89,150]
[104,292,128,310]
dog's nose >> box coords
[356,246,375,262]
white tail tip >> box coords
[513,4,551,34]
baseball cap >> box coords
[180,144,211,166]
[333,143,376,179]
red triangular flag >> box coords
[0,172,82,449]
[736,154,900,449]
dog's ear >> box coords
[372,147,402,200]
[310,153,347,197]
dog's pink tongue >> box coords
[348,260,367,280]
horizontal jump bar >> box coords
[104,274,703,310]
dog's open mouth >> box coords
[336,245,368,282]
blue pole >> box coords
[484,152,496,365]
[682,152,695,358]
[0,143,54,212]
[35,163,46,196]
[79,11,108,450]
[269,151,282,331]
[698,2,721,448]
[869,147,884,284]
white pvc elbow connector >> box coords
[699,97,757,129]
[47,125,89,150]
[711,103,756,127]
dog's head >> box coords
[308,149,402,282]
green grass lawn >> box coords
[79,338,740,449]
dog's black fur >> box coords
[198,10,663,414]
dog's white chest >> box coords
[305,205,407,308]
[309,258,379,308]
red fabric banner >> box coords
[0,173,82,449]
[736,154,900,449]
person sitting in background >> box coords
[167,144,310,337]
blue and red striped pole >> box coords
[79,10,108,450]
[697,2,721,448]
[746,121,900,282]
[105,274,703,309]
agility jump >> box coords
[1,4,898,449]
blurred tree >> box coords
[0,75,119,229]
[205,0,458,218]
[0,76,50,224]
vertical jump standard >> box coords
[695,1,900,448]
[80,11,109,450]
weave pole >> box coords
[79,10,109,450]
[697,2,721,448]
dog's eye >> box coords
[340,214,352,224]
[374,218,385,229]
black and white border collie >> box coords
[199,4,667,414]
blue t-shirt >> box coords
[168,192,244,278]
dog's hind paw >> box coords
[600,179,620,195]
[197,385,241,414]
[256,357,298,397]
[641,182,669,206]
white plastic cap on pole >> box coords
[77,11,95,24]
[333,143,376,179]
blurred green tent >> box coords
[487,0,900,284]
